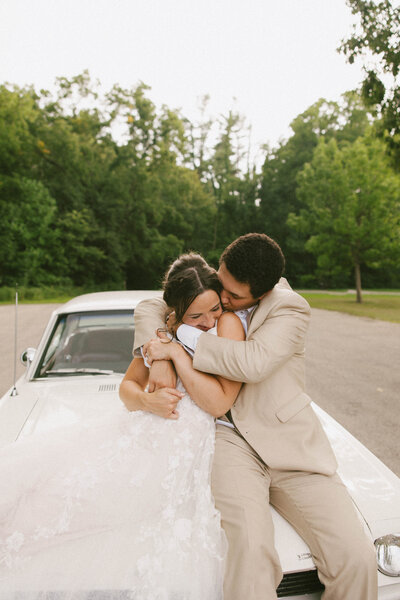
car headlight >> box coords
[375,534,400,577]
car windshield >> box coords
[37,310,135,377]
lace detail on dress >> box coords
[0,384,225,599]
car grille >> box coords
[277,569,324,597]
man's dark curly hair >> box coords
[219,233,285,298]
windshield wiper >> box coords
[45,368,114,376]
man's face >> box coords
[217,262,262,311]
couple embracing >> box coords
[122,233,377,600]
[0,233,376,599]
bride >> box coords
[0,253,244,600]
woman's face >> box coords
[182,290,222,331]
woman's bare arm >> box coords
[144,312,245,417]
[119,357,184,419]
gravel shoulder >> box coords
[1,303,399,475]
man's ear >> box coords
[258,290,272,301]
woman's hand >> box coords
[144,387,184,419]
[143,337,182,365]
[119,357,182,418]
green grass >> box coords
[0,286,93,305]
[0,296,73,305]
[7,295,76,304]
[300,293,400,323]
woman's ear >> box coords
[166,311,178,335]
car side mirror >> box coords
[20,347,36,367]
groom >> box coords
[130,233,377,600]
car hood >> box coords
[1,379,399,574]
[0,375,124,445]
[314,403,400,541]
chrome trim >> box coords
[20,347,36,367]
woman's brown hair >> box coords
[162,253,222,324]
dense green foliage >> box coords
[258,92,400,291]
[340,0,400,161]
[1,70,399,297]
[0,74,261,290]
[291,135,400,301]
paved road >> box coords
[305,309,400,476]
[1,304,399,475]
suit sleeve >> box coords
[133,297,168,355]
[192,298,310,383]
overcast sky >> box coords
[0,0,365,153]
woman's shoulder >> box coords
[217,311,245,340]
[218,311,242,325]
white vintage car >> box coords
[1,291,400,599]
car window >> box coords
[37,310,135,377]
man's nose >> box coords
[220,290,229,305]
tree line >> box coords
[1,1,399,301]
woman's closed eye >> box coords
[187,303,221,319]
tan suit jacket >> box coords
[133,278,337,476]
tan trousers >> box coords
[211,425,377,600]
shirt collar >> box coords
[235,304,257,317]
[234,305,257,334]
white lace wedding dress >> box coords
[0,380,226,599]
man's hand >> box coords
[147,359,177,392]
[143,387,184,419]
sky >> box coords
[0,0,366,157]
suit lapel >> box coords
[246,296,273,337]
[246,277,292,337]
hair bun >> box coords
[166,253,207,280]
